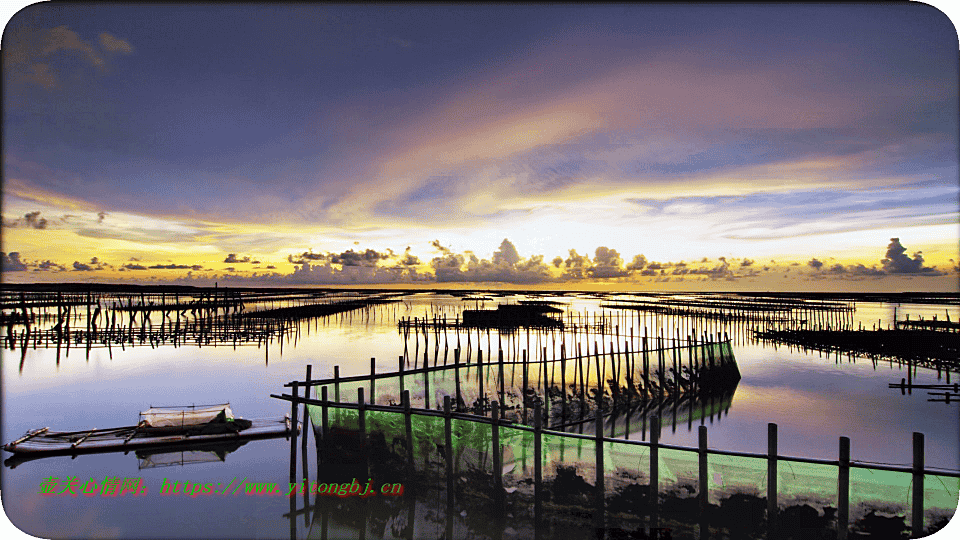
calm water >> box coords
[2,291,958,538]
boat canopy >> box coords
[140,404,234,428]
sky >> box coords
[2,4,959,291]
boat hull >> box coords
[3,417,295,457]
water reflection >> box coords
[2,288,958,539]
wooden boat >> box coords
[2,403,296,458]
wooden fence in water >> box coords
[275,360,960,540]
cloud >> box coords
[73,261,93,271]
[589,246,629,278]
[430,240,452,255]
[287,251,328,264]
[430,239,552,283]
[98,33,134,55]
[5,26,100,90]
[626,254,648,271]
[331,249,390,267]
[492,239,521,266]
[807,258,824,270]
[224,253,252,263]
[881,237,940,274]
[560,249,592,279]
[36,260,66,272]
[285,260,427,285]
[1,252,28,272]
[3,211,49,229]
[401,247,420,266]
[122,263,147,270]
[149,264,204,270]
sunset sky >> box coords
[2,4,958,291]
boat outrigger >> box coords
[3,403,296,459]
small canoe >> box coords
[3,404,297,457]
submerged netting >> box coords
[304,401,959,536]
[308,340,739,432]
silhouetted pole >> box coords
[699,425,709,540]
[838,436,850,540]
[650,415,659,530]
[768,423,778,538]
[289,380,299,483]
[912,432,924,538]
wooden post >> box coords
[642,336,649,399]
[560,344,567,424]
[595,401,605,532]
[333,365,340,404]
[912,432,924,538]
[650,415,659,529]
[445,395,454,540]
[838,436,850,540]
[768,423,778,536]
[289,380,299,482]
[321,386,329,441]
[403,390,414,467]
[444,395,453,494]
[399,355,405,396]
[492,402,502,500]
[595,341,604,403]
[424,356,431,409]
[358,387,367,474]
[302,365,312,454]
[522,352,529,424]
[455,348,462,411]
[499,348,506,412]
[370,358,376,404]
[699,425,708,540]
[534,400,543,535]
[478,349,484,413]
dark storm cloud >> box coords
[149,264,204,270]
[881,238,941,274]
[331,249,389,267]
[559,250,592,279]
[287,251,329,265]
[224,253,252,263]
[430,239,552,284]
[430,240,453,255]
[1,252,28,272]
[3,211,49,229]
[401,247,420,266]
[492,239,521,267]
[36,260,66,271]
[626,254,648,271]
[589,247,629,279]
